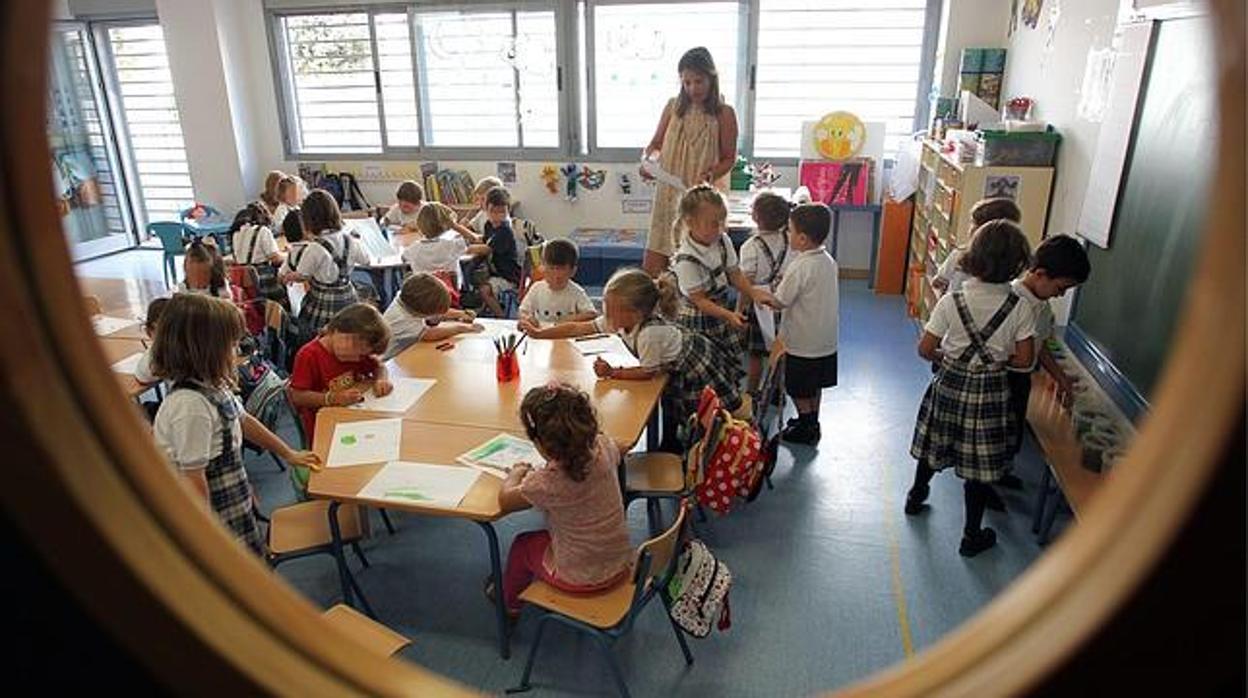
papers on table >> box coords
[573,334,640,369]
[754,303,777,350]
[639,157,685,191]
[457,433,544,478]
[111,351,144,374]
[327,418,403,467]
[357,461,480,508]
[347,377,436,413]
[345,217,396,262]
[93,315,137,336]
[598,351,641,369]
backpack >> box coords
[667,539,732,637]
[236,342,280,405]
[689,386,765,514]
[748,355,787,500]
[320,173,345,206]
[339,172,371,211]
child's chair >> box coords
[510,217,544,304]
[507,504,692,698]
[228,264,267,337]
[322,604,411,657]
[147,221,187,288]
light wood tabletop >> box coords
[307,409,516,522]
[97,335,151,398]
[1027,372,1104,514]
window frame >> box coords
[266,0,942,164]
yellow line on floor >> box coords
[882,459,916,658]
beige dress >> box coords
[647,98,729,256]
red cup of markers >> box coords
[496,351,520,382]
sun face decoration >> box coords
[813,111,866,161]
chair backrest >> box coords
[147,221,187,254]
[633,502,688,587]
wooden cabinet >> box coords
[909,140,1054,321]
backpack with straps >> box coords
[688,385,766,514]
[319,173,345,206]
[667,539,732,637]
[339,172,371,211]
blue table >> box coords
[828,203,883,289]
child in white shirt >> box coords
[517,239,597,332]
[402,201,487,302]
[179,240,233,300]
[933,197,1022,295]
[382,180,424,230]
[738,191,790,393]
[281,190,371,341]
[381,272,483,359]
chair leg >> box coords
[660,591,694,666]
[268,451,287,472]
[506,614,552,694]
[645,498,662,537]
[351,542,370,568]
[1032,467,1052,535]
[379,509,397,535]
[345,567,377,620]
[592,633,631,698]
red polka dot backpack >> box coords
[688,386,765,515]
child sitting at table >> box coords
[288,303,393,443]
[152,293,320,556]
[401,201,487,304]
[524,267,742,451]
[272,175,301,231]
[382,180,424,231]
[465,176,504,234]
[180,240,233,300]
[381,272,483,360]
[517,239,597,332]
[494,383,633,621]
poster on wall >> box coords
[1022,0,1044,28]
[497,162,517,185]
[984,175,1021,201]
[622,199,652,214]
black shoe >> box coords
[984,486,1007,512]
[959,527,997,557]
[781,420,820,445]
[904,484,930,515]
[999,473,1024,490]
[785,416,802,428]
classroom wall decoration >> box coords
[540,165,559,194]
[578,166,606,190]
[560,163,579,201]
[985,174,1021,200]
[1022,0,1044,29]
[799,160,871,206]
[618,173,633,196]
[496,162,517,185]
[811,111,866,161]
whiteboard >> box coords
[1076,21,1156,248]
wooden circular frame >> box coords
[1,1,1242,694]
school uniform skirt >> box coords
[251,263,288,305]
[676,297,744,382]
[665,327,744,419]
[297,278,358,344]
[910,359,1014,482]
[744,305,780,355]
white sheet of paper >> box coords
[640,158,685,191]
[754,303,777,349]
[347,378,435,413]
[598,351,641,369]
[327,418,403,468]
[573,334,632,357]
[93,315,136,336]
[457,433,544,478]
[111,352,144,374]
[357,461,480,508]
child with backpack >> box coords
[494,383,633,621]
[281,190,371,345]
[230,201,287,304]
[906,220,1035,557]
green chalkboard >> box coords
[1071,16,1213,402]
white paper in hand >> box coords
[754,303,777,350]
[640,158,685,191]
[327,418,403,467]
[348,378,436,413]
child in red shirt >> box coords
[288,303,394,442]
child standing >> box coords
[517,239,597,331]
[383,180,425,231]
[381,272,483,360]
[231,201,286,303]
[1006,235,1091,463]
[495,383,633,619]
[526,268,743,451]
[180,241,233,300]
[671,184,774,383]
[763,203,840,445]
[907,220,1035,557]
[152,294,320,555]
[737,191,790,393]
[471,187,522,318]
[288,303,393,441]
[401,201,487,301]
[282,190,371,343]
[933,198,1022,295]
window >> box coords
[752,0,929,157]
[590,2,741,149]
[100,23,196,225]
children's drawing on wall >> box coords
[985,174,1021,201]
[540,165,559,194]
[1009,0,1020,36]
[1077,47,1116,123]
[497,162,517,185]
[560,163,579,202]
[1044,0,1062,52]
[618,173,633,196]
[1022,0,1044,29]
[578,166,606,191]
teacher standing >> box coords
[641,47,739,276]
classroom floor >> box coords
[78,250,1056,696]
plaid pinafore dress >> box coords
[743,234,787,355]
[672,237,745,383]
[238,225,287,304]
[629,316,743,420]
[910,292,1020,482]
[297,235,359,343]
[173,382,265,555]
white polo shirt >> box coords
[593,316,682,370]
[381,296,429,360]
[233,224,280,265]
[738,230,787,286]
[673,232,738,296]
[384,203,421,228]
[153,385,244,470]
[402,232,468,275]
[935,248,969,294]
[925,279,1035,366]
[293,230,370,284]
[773,246,839,358]
[1009,278,1054,372]
[519,279,596,325]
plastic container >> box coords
[495,352,519,382]
[976,128,1062,167]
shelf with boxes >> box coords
[906,139,1055,322]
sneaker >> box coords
[959,527,998,557]
[984,486,1007,512]
[781,420,821,445]
[999,473,1024,490]
[904,484,930,515]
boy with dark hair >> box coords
[518,239,598,331]
[471,187,522,317]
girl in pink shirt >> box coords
[496,383,633,617]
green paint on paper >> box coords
[341,435,357,445]
[384,489,430,501]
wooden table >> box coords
[307,325,665,659]
[78,275,166,320]
[1026,372,1106,543]
[98,335,152,398]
